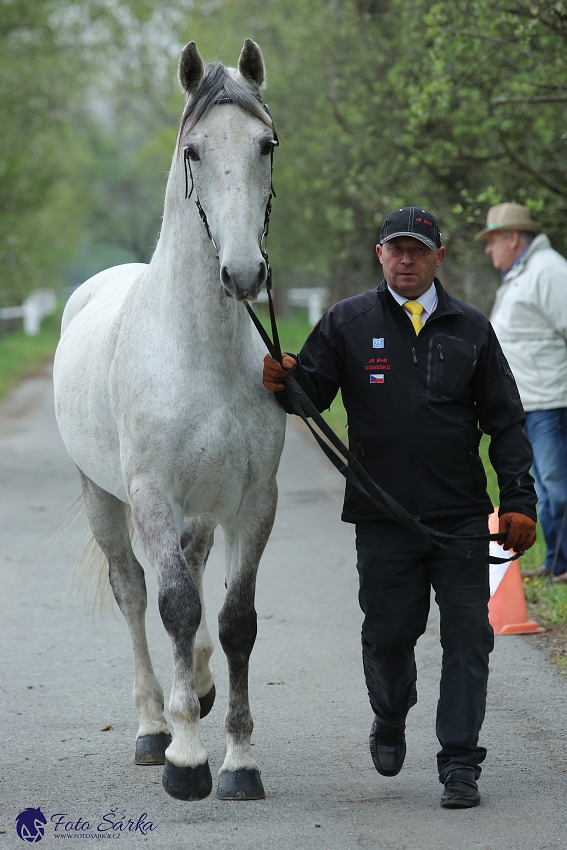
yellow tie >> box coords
[404,300,424,335]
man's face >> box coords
[376,236,445,298]
[484,231,523,272]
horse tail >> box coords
[71,501,136,615]
[73,533,112,614]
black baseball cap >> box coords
[380,206,442,250]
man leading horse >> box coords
[263,206,537,809]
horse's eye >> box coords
[185,147,200,162]
[260,141,275,156]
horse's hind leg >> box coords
[217,481,278,801]
[79,471,170,765]
[180,517,217,718]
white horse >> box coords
[53,39,286,802]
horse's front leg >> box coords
[181,516,217,718]
[217,480,278,801]
[129,477,211,801]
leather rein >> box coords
[184,96,521,565]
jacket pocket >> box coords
[427,333,477,399]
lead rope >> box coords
[250,290,522,565]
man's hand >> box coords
[263,354,297,391]
[498,512,537,552]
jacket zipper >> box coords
[438,343,444,360]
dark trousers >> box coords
[355,515,494,782]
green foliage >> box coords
[4,0,567,313]
[0,0,85,305]
[168,0,567,308]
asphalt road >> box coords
[1,365,567,850]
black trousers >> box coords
[355,515,494,782]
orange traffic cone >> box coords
[487,509,544,635]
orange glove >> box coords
[498,512,536,552]
[263,353,297,391]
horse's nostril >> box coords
[221,266,232,288]
[257,261,267,288]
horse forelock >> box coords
[177,62,274,150]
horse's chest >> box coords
[120,390,283,514]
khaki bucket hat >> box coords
[474,203,540,241]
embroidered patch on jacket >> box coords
[372,338,384,348]
[370,374,385,383]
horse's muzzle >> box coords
[220,259,267,302]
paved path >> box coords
[1,366,567,849]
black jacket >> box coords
[280,279,537,524]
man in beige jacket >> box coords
[477,203,567,581]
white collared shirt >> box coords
[387,282,438,325]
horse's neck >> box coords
[141,197,251,353]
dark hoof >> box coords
[199,684,216,718]
[216,768,265,800]
[135,732,172,765]
[162,758,212,801]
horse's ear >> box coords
[238,38,266,89]
[179,41,205,95]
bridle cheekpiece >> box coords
[183,94,278,287]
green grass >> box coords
[523,579,567,627]
[0,310,63,402]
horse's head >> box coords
[176,40,277,302]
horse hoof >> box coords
[134,732,172,765]
[199,684,216,718]
[216,769,265,801]
[162,758,212,801]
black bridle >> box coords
[183,96,278,272]
[185,97,521,565]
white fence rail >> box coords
[287,287,329,325]
[248,286,331,325]
[0,290,57,336]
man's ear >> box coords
[436,246,445,266]
[376,245,383,263]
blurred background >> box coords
[2,0,567,316]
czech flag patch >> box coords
[370,374,385,384]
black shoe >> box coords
[440,768,480,809]
[369,717,406,777]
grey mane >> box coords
[178,62,274,146]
